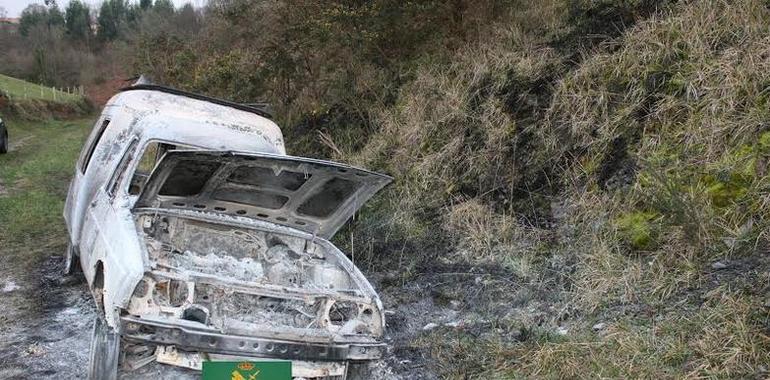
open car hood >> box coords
[135,150,392,239]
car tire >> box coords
[0,130,7,154]
[63,243,81,275]
[88,313,120,380]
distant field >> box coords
[0,74,83,103]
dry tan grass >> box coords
[517,4,770,376]
[420,290,768,379]
[445,199,546,277]
[343,0,770,377]
[687,291,770,377]
[555,0,770,303]
[345,20,567,271]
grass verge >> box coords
[0,117,94,267]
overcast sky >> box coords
[0,0,205,18]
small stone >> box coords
[592,322,607,331]
[2,281,19,293]
[556,326,569,335]
[422,323,439,331]
[711,261,728,270]
[25,343,46,356]
[445,320,463,328]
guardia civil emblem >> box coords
[231,361,261,380]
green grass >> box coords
[0,74,83,103]
[0,117,94,263]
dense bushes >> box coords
[128,0,519,156]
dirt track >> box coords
[0,256,94,379]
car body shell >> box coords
[63,87,387,376]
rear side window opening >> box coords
[106,139,139,198]
[129,141,194,195]
[80,119,111,173]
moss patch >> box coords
[615,211,660,250]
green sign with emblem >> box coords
[202,361,292,380]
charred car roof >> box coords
[120,84,273,119]
[101,88,286,155]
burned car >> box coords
[63,85,391,379]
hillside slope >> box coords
[0,74,82,103]
[125,0,770,378]
[0,74,90,119]
[343,0,770,378]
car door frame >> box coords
[64,113,114,248]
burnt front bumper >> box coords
[120,316,384,361]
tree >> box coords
[20,5,44,36]
[46,2,65,27]
[153,0,175,16]
[97,2,116,40]
[65,0,92,43]
[175,3,200,34]
[140,0,153,11]
[97,0,128,41]
[19,3,64,36]
[126,3,142,26]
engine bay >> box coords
[126,213,383,341]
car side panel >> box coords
[81,188,145,328]
[64,105,126,247]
